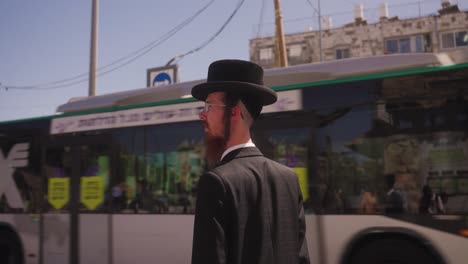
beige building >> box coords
[250,2,468,68]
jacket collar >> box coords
[221,139,256,161]
[219,147,263,165]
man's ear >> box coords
[231,105,242,119]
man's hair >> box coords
[223,92,238,143]
[238,100,254,127]
[223,92,255,127]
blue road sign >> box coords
[152,72,172,86]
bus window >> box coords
[146,122,205,214]
[112,122,205,214]
[300,72,468,216]
[303,80,384,215]
[79,145,111,213]
[45,147,72,213]
[253,111,315,212]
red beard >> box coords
[205,135,225,169]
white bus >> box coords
[1,52,467,264]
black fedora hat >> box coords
[191,59,277,106]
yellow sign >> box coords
[48,178,69,209]
[293,167,309,201]
[80,176,104,210]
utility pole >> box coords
[305,0,322,61]
[318,0,323,62]
[274,0,288,67]
[88,0,99,96]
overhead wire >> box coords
[2,0,442,91]
[305,0,319,16]
[165,0,246,65]
[256,0,268,38]
[3,0,216,91]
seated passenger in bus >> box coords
[384,173,406,214]
[359,191,379,214]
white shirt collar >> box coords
[221,139,256,161]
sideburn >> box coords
[204,93,239,169]
[223,93,240,145]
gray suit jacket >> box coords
[192,147,310,264]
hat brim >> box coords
[191,81,277,106]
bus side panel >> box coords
[112,215,194,264]
[0,215,39,264]
[305,215,322,264]
[0,119,49,264]
[80,214,109,264]
[41,214,70,263]
[320,215,467,264]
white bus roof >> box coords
[56,53,453,114]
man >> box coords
[191,59,310,264]
[384,173,406,214]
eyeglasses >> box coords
[203,102,226,112]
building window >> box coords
[386,39,398,53]
[399,38,411,53]
[259,47,273,61]
[415,35,424,52]
[385,38,410,53]
[442,33,455,48]
[385,34,430,54]
[336,48,350,59]
[456,31,468,47]
[441,31,468,49]
[288,44,302,57]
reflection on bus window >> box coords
[253,123,313,212]
[112,122,205,214]
[79,145,110,213]
[254,73,468,216]
[302,76,468,215]
[45,147,72,213]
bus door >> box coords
[43,136,113,264]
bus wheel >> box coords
[0,229,23,264]
[347,238,439,264]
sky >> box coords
[1,0,467,122]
